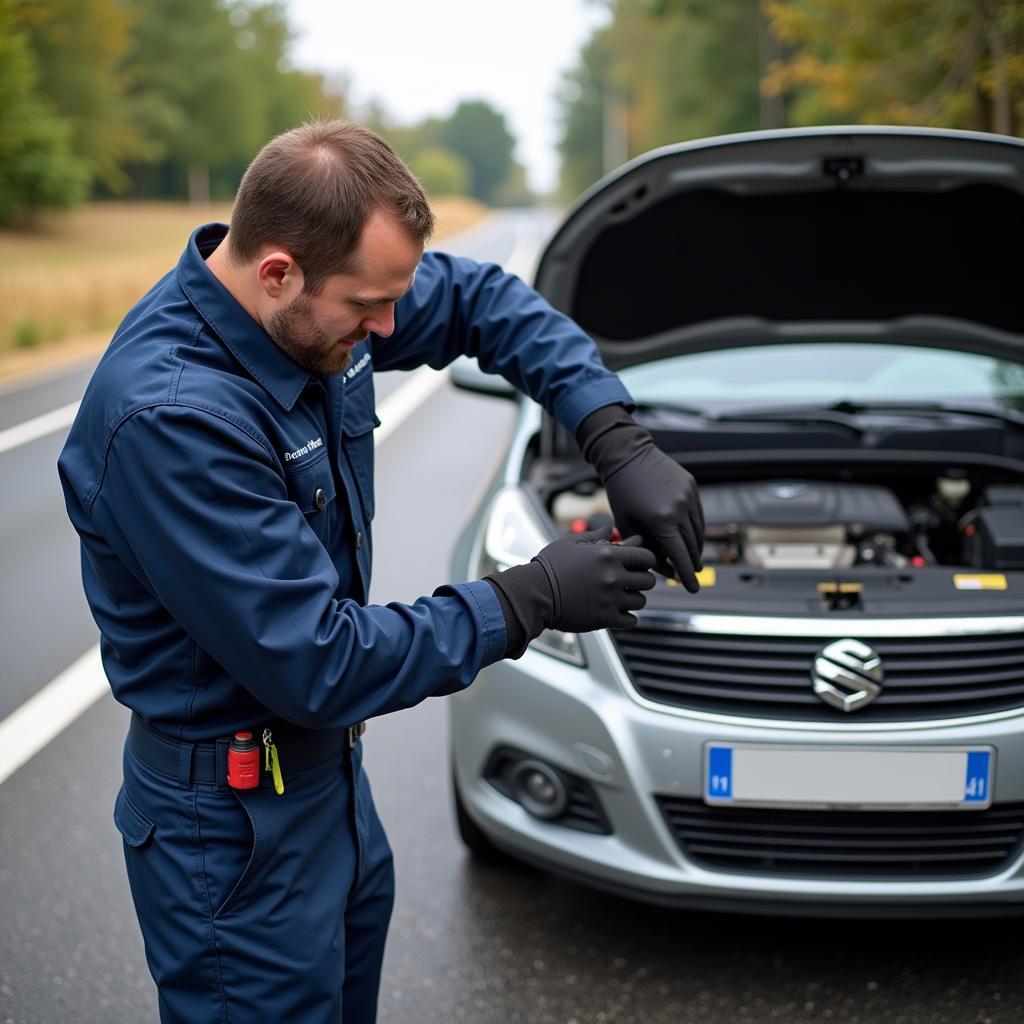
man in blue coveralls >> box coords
[58,120,704,1022]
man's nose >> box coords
[364,303,396,338]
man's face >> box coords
[266,209,423,377]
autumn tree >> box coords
[16,0,146,193]
[556,0,763,202]
[557,29,615,202]
[762,0,1024,136]
[0,0,88,223]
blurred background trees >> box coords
[4,0,1023,221]
[763,0,1024,136]
[0,0,529,223]
[556,0,1024,202]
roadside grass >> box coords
[0,196,487,362]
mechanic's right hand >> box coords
[531,526,657,632]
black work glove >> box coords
[484,526,657,658]
[578,404,705,593]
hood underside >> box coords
[534,127,1024,370]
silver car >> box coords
[448,126,1024,916]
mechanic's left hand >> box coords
[603,444,705,592]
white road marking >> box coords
[0,644,107,785]
[0,400,80,455]
[374,364,450,444]
[0,212,538,458]
[0,363,449,458]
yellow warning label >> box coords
[696,567,717,587]
[953,573,1008,591]
[665,567,717,587]
[816,582,863,594]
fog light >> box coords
[511,760,568,820]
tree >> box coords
[119,0,345,202]
[0,0,88,223]
[124,0,262,202]
[209,1,345,196]
[556,29,615,202]
[555,0,763,203]
[16,0,146,193]
[439,99,517,203]
[610,0,761,151]
[409,146,471,197]
[762,0,1024,136]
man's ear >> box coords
[256,250,304,300]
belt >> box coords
[128,712,366,788]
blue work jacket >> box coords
[58,224,632,740]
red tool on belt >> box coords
[227,731,260,789]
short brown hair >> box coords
[228,119,434,294]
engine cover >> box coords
[699,481,909,533]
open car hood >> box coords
[533,127,1024,371]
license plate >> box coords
[704,744,994,810]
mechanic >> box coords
[57,119,704,1023]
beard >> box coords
[266,293,365,377]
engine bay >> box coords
[549,472,1024,574]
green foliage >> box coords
[125,0,268,196]
[1,0,346,212]
[14,320,41,348]
[3,0,528,215]
[556,0,762,203]
[0,0,89,223]
[410,146,471,197]
[557,30,614,202]
[490,163,534,207]
[763,0,1024,136]
[363,106,444,170]
[17,0,146,192]
[439,100,518,203]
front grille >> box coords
[611,627,1024,721]
[657,797,1024,878]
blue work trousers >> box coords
[114,734,394,1022]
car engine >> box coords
[550,478,1024,571]
[697,480,907,570]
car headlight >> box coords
[475,486,586,666]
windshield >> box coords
[619,343,1024,413]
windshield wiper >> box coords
[632,398,1024,432]
[632,400,866,435]
[631,399,711,419]
[707,404,865,435]
[828,400,1024,428]
[713,400,1024,429]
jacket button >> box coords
[314,487,327,511]
[356,530,363,549]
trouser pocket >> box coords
[113,785,155,902]
[114,786,155,847]
[195,784,274,921]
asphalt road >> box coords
[2,209,1024,1024]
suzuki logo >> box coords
[812,639,883,712]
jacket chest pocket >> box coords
[342,378,380,521]
[285,454,338,545]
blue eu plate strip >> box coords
[707,746,733,799]
[964,751,990,803]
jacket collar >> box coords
[176,223,310,411]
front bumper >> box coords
[449,631,1024,916]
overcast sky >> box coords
[286,0,609,194]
